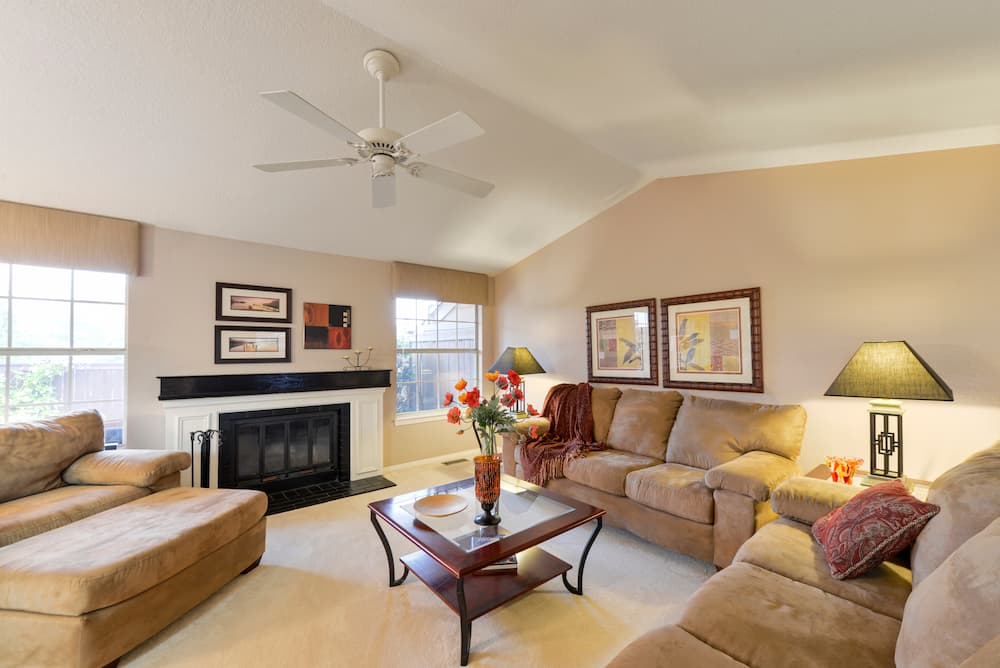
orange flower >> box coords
[507,370,522,387]
[466,387,481,408]
[454,378,468,391]
[442,391,454,407]
[527,404,539,416]
[465,407,473,417]
[446,406,461,424]
[458,391,468,404]
[485,370,500,382]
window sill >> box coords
[395,409,449,427]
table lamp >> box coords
[825,341,952,484]
[489,346,546,415]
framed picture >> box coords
[586,298,658,385]
[216,282,292,323]
[215,326,291,364]
[661,287,762,392]
[303,303,352,349]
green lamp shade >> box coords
[824,341,953,401]
[489,347,546,375]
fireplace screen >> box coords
[218,404,350,490]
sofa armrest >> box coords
[770,476,862,525]
[63,450,192,488]
[704,451,800,502]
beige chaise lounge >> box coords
[0,411,268,668]
[505,388,807,569]
[608,442,1000,667]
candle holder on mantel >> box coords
[343,347,374,371]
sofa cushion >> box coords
[771,476,862,525]
[896,517,1000,668]
[704,451,800,502]
[0,484,149,548]
[679,562,900,668]
[563,449,660,496]
[591,386,622,444]
[812,479,939,580]
[607,624,749,668]
[665,395,806,470]
[910,441,1000,587]
[606,389,683,459]
[63,449,191,487]
[734,518,912,619]
[0,486,267,615]
[0,410,105,504]
[625,463,714,524]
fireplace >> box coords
[218,404,349,492]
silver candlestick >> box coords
[343,346,374,371]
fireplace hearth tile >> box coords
[265,475,396,515]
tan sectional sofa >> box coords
[0,411,268,668]
[608,443,1000,667]
[504,388,807,568]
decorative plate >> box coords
[414,493,468,517]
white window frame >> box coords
[394,299,482,426]
[0,263,128,444]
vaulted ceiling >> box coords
[2,1,999,274]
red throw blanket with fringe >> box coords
[518,382,601,486]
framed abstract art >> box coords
[304,302,352,349]
[660,287,762,393]
[585,298,658,385]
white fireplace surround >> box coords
[161,387,385,488]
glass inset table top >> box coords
[397,478,575,552]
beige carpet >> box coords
[123,459,713,667]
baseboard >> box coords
[383,448,479,472]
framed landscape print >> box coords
[216,282,292,323]
[660,287,762,392]
[303,303,352,349]
[586,298,658,385]
[215,326,291,364]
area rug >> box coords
[122,459,713,667]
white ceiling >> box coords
[2,1,999,274]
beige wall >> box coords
[127,226,488,466]
[495,144,1000,480]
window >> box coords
[395,298,480,420]
[0,263,127,444]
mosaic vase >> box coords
[474,453,502,526]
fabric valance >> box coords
[0,200,140,275]
[392,261,490,305]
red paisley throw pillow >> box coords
[812,479,940,580]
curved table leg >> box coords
[457,576,471,665]
[562,516,603,595]
[370,510,410,587]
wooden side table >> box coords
[805,465,931,501]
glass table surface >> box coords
[394,478,575,552]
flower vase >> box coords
[474,453,502,526]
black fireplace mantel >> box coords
[158,369,391,401]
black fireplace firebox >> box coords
[218,404,350,493]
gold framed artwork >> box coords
[660,287,762,393]
[586,298,658,386]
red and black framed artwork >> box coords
[304,303,352,349]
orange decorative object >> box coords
[474,453,503,525]
[825,456,864,485]
[454,378,468,391]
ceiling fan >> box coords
[254,49,494,208]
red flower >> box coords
[496,377,508,390]
[455,378,468,391]
[529,424,539,439]
[527,404,539,416]
[513,387,524,401]
[465,387,481,408]
[442,392,454,407]
[500,393,515,408]
[446,406,461,424]
[507,370,522,387]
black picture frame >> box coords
[215,282,292,323]
[214,326,292,364]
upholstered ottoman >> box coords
[0,486,267,668]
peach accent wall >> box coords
[495,144,1000,480]
[127,225,488,466]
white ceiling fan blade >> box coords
[260,90,366,146]
[254,158,358,173]
[372,173,396,208]
[396,112,484,156]
[407,162,494,198]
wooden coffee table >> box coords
[368,475,605,665]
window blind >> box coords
[392,261,490,305]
